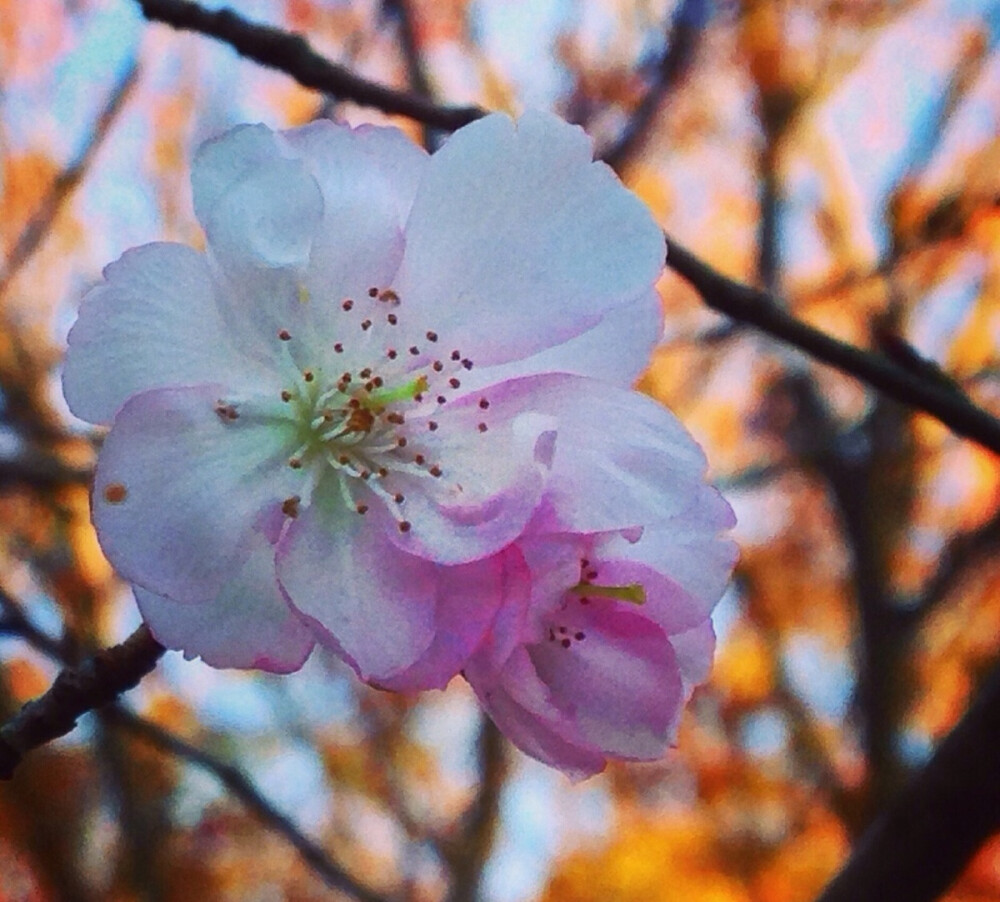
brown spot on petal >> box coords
[103,482,128,504]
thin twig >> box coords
[0,60,139,297]
[136,0,483,131]
[104,708,394,902]
[0,589,391,901]
[442,716,507,902]
[0,625,165,780]
[599,0,707,169]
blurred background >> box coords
[2,0,1000,899]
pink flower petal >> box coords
[394,111,665,366]
[134,529,314,673]
[381,388,558,564]
[460,289,664,392]
[93,384,300,602]
[63,243,272,424]
[277,494,504,687]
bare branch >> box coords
[104,708,394,902]
[815,659,1000,902]
[135,0,483,131]
[0,625,165,780]
[0,60,139,297]
[599,0,707,170]
[665,240,1000,457]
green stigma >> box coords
[568,581,646,605]
[364,375,428,407]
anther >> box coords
[281,496,301,518]
[449,378,461,389]
[561,638,571,648]
[409,346,420,356]
[586,569,599,580]
[338,454,350,465]
[379,289,399,303]
[397,437,408,447]
[426,331,438,342]
[394,493,405,503]
[356,503,369,514]
[428,421,438,431]
[373,377,384,387]
[103,482,128,504]
[433,361,444,372]
[398,520,412,533]
[278,329,292,341]
[414,454,426,465]
[429,465,442,477]
[303,370,315,382]
[451,350,461,361]
[342,299,354,311]
[437,395,447,405]
[387,349,398,359]
[378,467,389,477]
[289,457,303,469]
[462,359,473,370]
[368,287,379,298]
[360,368,372,379]
[575,632,586,641]
[334,342,344,353]
[361,319,372,331]
[387,314,398,325]
[281,390,292,402]
[341,373,352,383]
[478,423,488,433]
[479,398,490,409]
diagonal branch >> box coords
[814,659,1000,902]
[0,60,139,297]
[599,0,708,170]
[103,708,393,902]
[130,0,1000,459]
[0,624,165,780]
[665,240,1000,456]
[136,0,483,131]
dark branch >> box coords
[135,0,483,131]
[599,0,707,170]
[129,0,1000,459]
[442,716,507,902]
[0,625,165,780]
[665,240,1000,457]
[815,660,1000,902]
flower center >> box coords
[216,285,491,535]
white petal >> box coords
[193,123,323,271]
[63,243,269,424]
[276,494,438,683]
[395,111,665,366]
[462,289,664,391]
[134,529,315,673]
[93,385,300,602]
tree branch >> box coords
[0,624,165,780]
[130,0,1000,459]
[135,0,483,131]
[0,60,139,297]
[665,240,1000,457]
[600,0,707,170]
[103,708,393,902]
[815,659,1000,902]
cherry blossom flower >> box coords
[464,503,737,779]
[62,112,668,685]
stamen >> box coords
[479,398,490,409]
[368,287,379,298]
[398,520,412,533]
[103,482,128,504]
[342,299,354,311]
[278,329,292,341]
[426,330,438,342]
[567,581,646,605]
[281,496,301,518]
